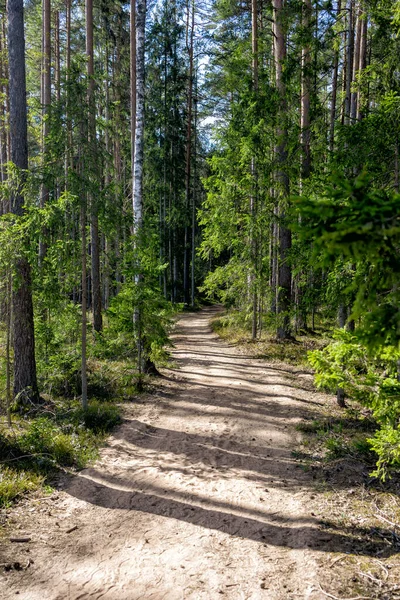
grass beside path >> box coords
[0,399,122,510]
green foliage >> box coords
[295,171,400,478]
[309,332,400,477]
[325,436,349,459]
[0,467,44,508]
[296,173,400,346]
[308,330,372,398]
[106,281,176,366]
[199,260,250,307]
[369,425,400,481]
[18,417,96,468]
[0,398,122,507]
[71,400,122,434]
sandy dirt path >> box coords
[1,308,353,599]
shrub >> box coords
[72,400,122,434]
[0,467,44,508]
[368,425,400,481]
[309,330,400,478]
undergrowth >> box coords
[0,287,178,510]
[0,399,122,508]
[296,409,378,465]
[211,309,328,366]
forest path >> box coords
[1,307,348,599]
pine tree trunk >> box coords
[296,0,312,332]
[86,0,102,333]
[6,273,12,425]
[131,0,136,190]
[183,0,195,306]
[273,0,292,340]
[133,0,147,372]
[350,3,362,122]
[329,0,342,152]
[300,0,312,182]
[103,38,111,309]
[251,0,258,340]
[0,15,8,212]
[344,0,354,124]
[81,199,88,410]
[65,0,71,189]
[356,8,367,121]
[54,9,60,104]
[39,0,51,262]
[8,0,39,404]
[191,67,198,308]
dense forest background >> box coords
[1,0,400,500]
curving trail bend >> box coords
[0,308,344,599]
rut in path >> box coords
[0,308,369,599]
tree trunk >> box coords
[86,0,102,333]
[296,0,312,332]
[133,0,146,373]
[300,0,312,183]
[39,0,51,263]
[65,0,71,189]
[130,0,136,189]
[0,15,9,213]
[54,9,61,104]
[337,387,346,408]
[329,0,341,152]
[273,0,292,340]
[350,3,362,122]
[344,0,354,124]
[183,0,195,306]
[8,0,39,404]
[6,273,12,425]
[191,66,198,308]
[133,0,145,236]
[356,8,367,121]
[251,0,258,340]
[81,199,88,410]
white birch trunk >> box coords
[133,0,146,235]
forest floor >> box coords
[0,306,399,600]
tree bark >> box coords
[344,0,354,124]
[296,0,312,332]
[183,0,195,306]
[272,0,292,340]
[39,0,51,263]
[191,66,198,308]
[86,0,102,333]
[300,0,312,183]
[350,3,362,122]
[54,9,61,104]
[250,0,258,340]
[0,15,9,212]
[356,7,367,121]
[81,199,88,410]
[133,0,145,235]
[329,0,342,152]
[130,0,136,191]
[133,0,146,373]
[8,0,39,403]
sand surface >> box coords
[0,308,345,599]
